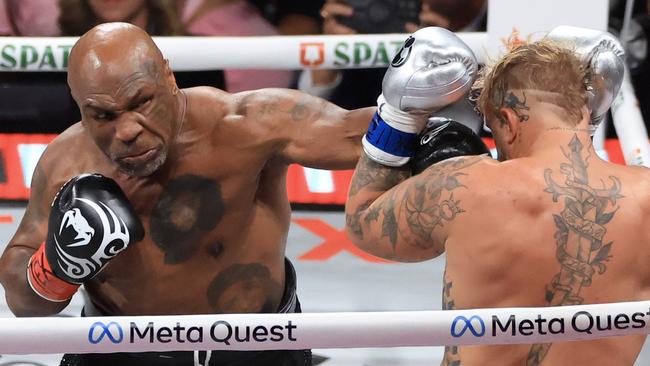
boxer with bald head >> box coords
[0,22,479,365]
[344,28,650,365]
[0,22,375,365]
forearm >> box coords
[325,107,377,169]
[345,154,415,260]
[346,154,477,261]
[0,246,70,316]
[284,105,376,170]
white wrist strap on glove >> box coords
[362,95,429,167]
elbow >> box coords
[0,267,28,317]
[344,218,363,248]
[344,212,369,250]
[6,297,37,317]
[3,285,65,317]
[344,213,387,259]
[0,257,64,317]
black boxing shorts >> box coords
[60,259,312,366]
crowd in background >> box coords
[0,0,650,136]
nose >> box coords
[114,112,143,144]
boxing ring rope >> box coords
[0,34,489,70]
[0,33,650,355]
[1,33,648,167]
[1,300,649,354]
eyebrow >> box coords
[82,88,146,110]
[82,100,112,110]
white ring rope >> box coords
[1,34,648,167]
[0,33,488,72]
[1,300,649,354]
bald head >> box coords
[68,22,166,99]
[67,23,183,177]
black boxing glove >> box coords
[411,117,490,175]
[27,174,144,302]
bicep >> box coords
[284,104,375,170]
[347,155,487,261]
[3,163,52,255]
[238,88,374,169]
[0,162,50,300]
[348,173,449,262]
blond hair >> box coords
[472,39,588,126]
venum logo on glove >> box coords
[59,208,95,247]
[53,198,131,281]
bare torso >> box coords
[442,150,650,365]
[41,87,294,315]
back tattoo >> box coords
[527,135,623,365]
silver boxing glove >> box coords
[363,27,479,166]
[546,26,625,134]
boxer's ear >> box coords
[163,59,178,94]
[498,107,520,145]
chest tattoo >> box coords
[150,175,225,264]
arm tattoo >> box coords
[349,155,483,253]
[255,99,279,121]
[442,270,461,366]
[527,135,623,365]
[402,168,466,249]
[290,98,310,121]
[348,155,411,196]
[346,155,410,243]
[346,200,372,239]
[381,192,400,249]
[289,95,324,123]
[397,158,480,251]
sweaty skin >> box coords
[345,90,650,365]
[0,23,374,316]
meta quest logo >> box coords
[451,315,486,338]
[87,320,298,346]
[88,322,124,344]
[450,308,650,339]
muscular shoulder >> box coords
[228,88,321,129]
[218,87,321,142]
[35,123,100,191]
[422,154,499,187]
[415,154,498,203]
[23,123,100,219]
[41,123,93,166]
[622,165,650,214]
[183,86,268,131]
[432,156,546,213]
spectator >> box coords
[0,0,226,134]
[299,0,487,131]
[250,0,324,35]
[56,0,225,119]
[182,0,294,92]
[0,0,11,35]
[609,0,650,131]
[0,0,59,36]
[58,0,183,36]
